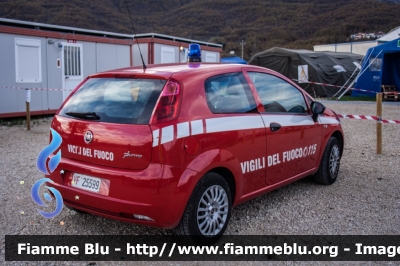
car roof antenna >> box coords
[124,0,147,70]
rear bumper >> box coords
[47,157,199,229]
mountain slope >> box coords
[1,0,400,59]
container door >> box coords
[62,43,83,100]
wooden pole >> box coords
[26,101,31,131]
[376,93,382,154]
[25,89,31,131]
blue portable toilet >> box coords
[353,38,400,97]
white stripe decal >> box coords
[191,120,204,135]
[177,122,190,139]
[161,125,174,144]
[152,129,159,147]
[153,114,339,148]
[318,116,340,125]
[206,116,264,133]
[262,115,315,127]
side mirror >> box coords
[310,101,326,122]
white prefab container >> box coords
[0,18,134,118]
[0,19,222,118]
[133,33,221,66]
[313,27,400,56]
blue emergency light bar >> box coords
[188,44,201,62]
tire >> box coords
[176,172,232,244]
[314,137,341,185]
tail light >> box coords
[150,80,181,124]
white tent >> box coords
[377,26,400,43]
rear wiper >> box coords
[65,112,100,120]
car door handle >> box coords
[270,123,281,132]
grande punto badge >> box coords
[84,131,93,144]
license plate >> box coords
[71,173,102,193]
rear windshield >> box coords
[59,78,166,124]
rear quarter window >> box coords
[204,72,257,113]
[60,78,166,124]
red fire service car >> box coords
[47,44,343,244]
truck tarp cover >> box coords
[248,47,363,97]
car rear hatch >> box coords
[54,77,167,170]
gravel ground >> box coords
[1,101,399,266]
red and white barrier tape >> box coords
[0,85,72,91]
[338,114,400,124]
[292,80,400,95]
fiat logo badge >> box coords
[84,131,93,144]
